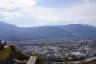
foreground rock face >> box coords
[0,41,30,64]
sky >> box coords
[0,0,96,27]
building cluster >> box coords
[14,39,96,62]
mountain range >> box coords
[0,21,96,41]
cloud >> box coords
[0,0,96,26]
[21,2,96,24]
[0,0,37,21]
[0,0,37,9]
[0,12,22,20]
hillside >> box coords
[0,41,30,64]
[0,22,17,40]
[0,21,96,40]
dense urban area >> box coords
[9,39,96,64]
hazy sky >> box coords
[0,0,96,27]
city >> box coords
[12,39,96,64]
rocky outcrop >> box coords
[0,41,30,64]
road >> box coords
[27,56,37,64]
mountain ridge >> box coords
[0,21,96,40]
